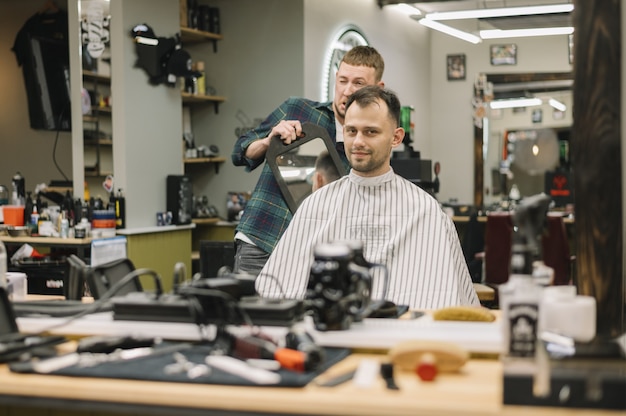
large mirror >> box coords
[267,122,347,213]
[475,72,573,209]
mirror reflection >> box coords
[267,122,347,213]
[477,72,573,209]
[275,138,325,209]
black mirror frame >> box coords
[267,122,347,213]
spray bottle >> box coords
[499,193,551,358]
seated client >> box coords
[255,86,479,309]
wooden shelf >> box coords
[91,106,112,114]
[85,170,113,178]
[182,92,226,113]
[83,70,111,83]
[180,27,223,52]
[192,217,221,225]
[181,92,226,104]
[46,186,73,195]
[184,156,226,173]
[84,138,113,146]
[184,156,226,164]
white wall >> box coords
[303,0,432,156]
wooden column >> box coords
[474,124,484,209]
[572,0,624,337]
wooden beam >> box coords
[572,0,624,338]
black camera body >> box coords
[305,242,374,331]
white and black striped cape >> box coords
[256,169,480,310]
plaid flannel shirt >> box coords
[231,97,347,254]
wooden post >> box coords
[572,0,625,338]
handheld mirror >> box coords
[267,122,347,213]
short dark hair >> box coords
[345,85,401,127]
[315,150,341,183]
[341,46,385,82]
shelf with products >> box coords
[181,92,226,114]
[178,21,227,269]
[180,24,227,173]
[82,113,113,178]
[82,71,113,179]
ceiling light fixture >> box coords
[489,97,542,109]
[418,18,482,44]
[414,3,574,43]
[389,3,422,17]
[548,98,567,112]
[425,4,574,21]
[480,27,574,39]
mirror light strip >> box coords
[480,27,574,39]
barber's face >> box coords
[343,99,404,177]
[333,63,380,123]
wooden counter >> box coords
[0,351,621,416]
[0,235,93,259]
[3,306,623,416]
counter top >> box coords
[6,308,624,415]
[115,223,195,235]
[0,235,92,246]
[0,348,621,416]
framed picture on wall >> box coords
[446,54,466,80]
[490,44,517,66]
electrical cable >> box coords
[52,99,71,182]
[25,268,163,336]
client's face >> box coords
[343,99,403,177]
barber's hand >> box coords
[244,120,302,160]
[270,120,302,145]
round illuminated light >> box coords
[322,26,369,101]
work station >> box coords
[0,0,625,415]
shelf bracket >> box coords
[213,102,220,114]
[212,40,218,53]
[214,163,220,174]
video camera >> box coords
[305,241,388,331]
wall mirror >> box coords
[474,72,573,209]
[267,122,347,213]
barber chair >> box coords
[199,240,236,278]
[541,213,572,285]
[480,211,572,306]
